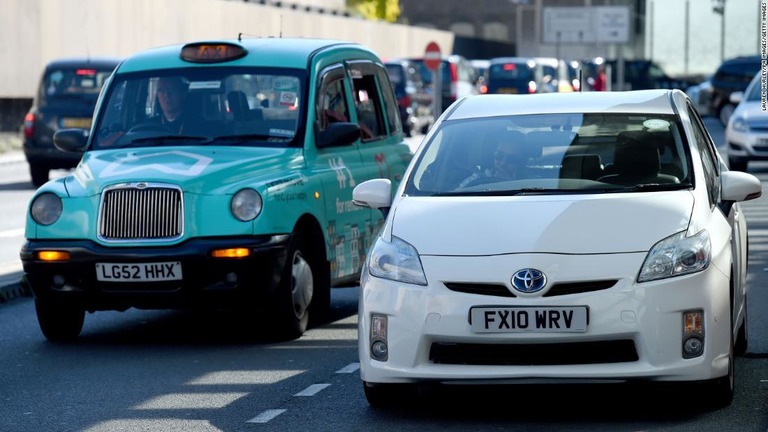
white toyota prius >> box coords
[352,90,762,408]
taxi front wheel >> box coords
[35,299,85,342]
[270,233,313,340]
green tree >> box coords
[347,0,400,23]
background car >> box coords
[22,57,120,187]
[385,59,434,136]
[725,71,767,171]
[483,57,575,95]
[409,54,479,113]
[709,55,762,126]
[685,76,713,117]
[352,90,761,409]
[533,57,577,93]
[580,58,695,92]
[482,57,538,94]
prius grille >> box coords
[98,183,183,241]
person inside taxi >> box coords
[460,130,529,187]
[155,76,188,133]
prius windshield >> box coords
[92,68,305,149]
[406,113,693,196]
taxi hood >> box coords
[63,146,297,195]
[390,192,694,255]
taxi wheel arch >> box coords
[270,217,329,340]
[35,299,85,342]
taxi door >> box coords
[310,63,371,282]
[347,61,413,261]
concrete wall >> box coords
[0,0,454,98]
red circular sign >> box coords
[424,41,442,71]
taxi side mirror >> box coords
[53,129,89,153]
[316,122,360,149]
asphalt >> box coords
[0,149,30,303]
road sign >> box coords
[542,6,629,44]
[424,41,442,71]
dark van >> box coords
[23,57,120,187]
[482,57,538,95]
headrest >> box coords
[614,132,660,176]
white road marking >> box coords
[336,363,360,374]
[0,228,24,238]
[294,383,330,396]
[246,409,287,424]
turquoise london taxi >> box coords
[20,38,413,341]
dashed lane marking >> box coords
[336,363,360,374]
[294,383,331,397]
[247,409,287,424]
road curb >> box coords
[0,263,28,303]
[0,280,30,302]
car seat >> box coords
[597,131,679,185]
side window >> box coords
[374,65,402,136]
[315,65,350,133]
[348,61,387,142]
[687,103,720,206]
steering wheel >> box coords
[462,175,497,188]
[126,123,172,134]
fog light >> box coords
[225,272,238,284]
[682,310,704,358]
[52,275,65,288]
[371,340,388,361]
[370,313,388,361]
[683,336,704,357]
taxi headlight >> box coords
[638,230,710,282]
[367,235,427,286]
[30,192,63,225]
[231,189,263,222]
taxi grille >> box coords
[98,183,183,241]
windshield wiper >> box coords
[207,134,291,145]
[619,183,693,192]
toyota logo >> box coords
[511,269,547,293]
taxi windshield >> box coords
[92,67,306,149]
[406,113,693,196]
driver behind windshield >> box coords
[155,77,188,133]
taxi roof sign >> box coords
[180,42,248,63]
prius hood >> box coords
[63,146,296,196]
[390,192,694,255]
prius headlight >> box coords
[367,235,427,286]
[638,230,711,282]
[231,188,263,221]
[30,192,63,225]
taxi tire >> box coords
[35,299,85,342]
[271,233,313,340]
